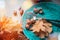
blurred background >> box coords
[0,0,60,40]
[0,0,60,17]
[0,0,25,17]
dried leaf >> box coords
[30,19,52,38]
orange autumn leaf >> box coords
[0,22,3,28]
[0,16,23,33]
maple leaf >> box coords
[30,19,52,38]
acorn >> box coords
[39,8,44,14]
[39,8,43,13]
[26,24,30,29]
[34,8,39,14]
[19,9,24,16]
[31,20,36,24]
[13,10,17,16]
[26,19,32,25]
